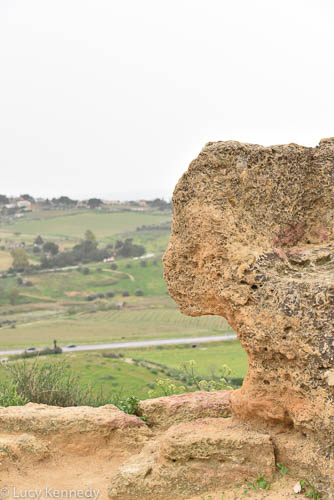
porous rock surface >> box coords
[138,389,231,429]
[163,138,334,497]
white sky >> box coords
[0,0,334,200]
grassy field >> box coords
[124,341,247,379]
[0,304,231,349]
[0,341,247,400]
[23,257,169,299]
[0,250,13,271]
[0,210,171,242]
[0,208,247,401]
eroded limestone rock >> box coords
[138,390,231,429]
[163,138,334,496]
[109,418,275,499]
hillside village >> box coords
[0,194,172,219]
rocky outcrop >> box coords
[138,390,231,429]
[0,402,151,461]
[163,138,334,497]
[109,418,276,499]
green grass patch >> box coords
[0,211,172,241]
[0,341,247,401]
[124,341,248,380]
[0,306,231,349]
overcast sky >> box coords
[0,0,334,200]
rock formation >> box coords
[3,138,334,499]
[163,138,334,497]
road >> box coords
[0,334,237,356]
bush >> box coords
[135,289,144,296]
[17,277,23,285]
[9,346,63,360]
[82,267,90,275]
[3,360,147,416]
[3,360,104,407]
[0,382,28,407]
[43,241,59,255]
[110,263,118,270]
[122,290,130,297]
[39,346,63,355]
[140,260,147,267]
[106,291,115,298]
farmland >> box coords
[0,301,231,349]
[0,207,246,400]
[0,209,171,244]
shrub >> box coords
[122,290,130,297]
[106,291,115,298]
[0,382,28,407]
[3,360,103,407]
[114,395,141,417]
[86,294,98,301]
[135,289,144,296]
[43,241,59,255]
[82,267,90,275]
[34,235,44,245]
[9,346,62,360]
[140,260,147,267]
[110,263,118,270]
[17,277,23,285]
[39,346,63,355]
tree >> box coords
[8,286,20,305]
[85,230,97,244]
[34,235,44,245]
[43,242,59,255]
[115,238,146,258]
[52,196,76,207]
[0,195,9,205]
[20,194,35,203]
[87,198,103,209]
[11,249,29,271]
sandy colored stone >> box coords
[0,403,151,457]
[109,418,275,499]
[163,138,334,497]
[0,402,147,435]
[138,390,231,429]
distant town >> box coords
[0,194,172,218]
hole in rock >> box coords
[263,380,270,385]
[251,284,258,290]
